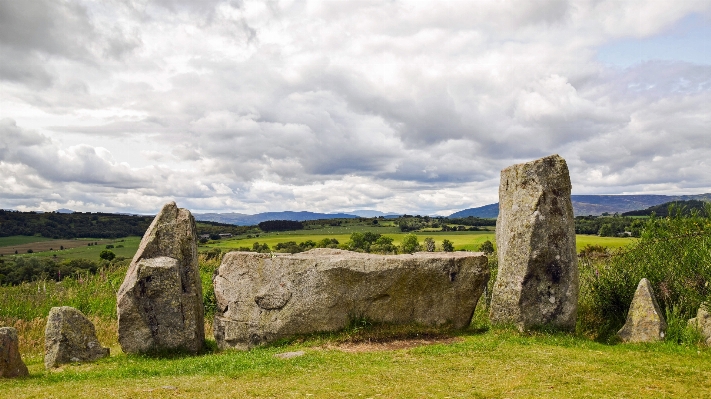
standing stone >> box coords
[213,249,489,350]
[617,278,667,343]
[0,327,29,378]
[44,306,109,368]
[490,154,578,331]
[117,202,204,354]
[688,304,711,346]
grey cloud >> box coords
[2,1,711,214]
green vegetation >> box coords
[575,215,645,237]
[578,204,711,342]
[1,205,710,397]
[0,209,251,240]
[622,199,710,217]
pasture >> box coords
[0,236,142,259]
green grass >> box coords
[8,237,142,261]
[0,235,54,247]
[575,235,637,251]
[204,231,636,253]
[1,326,709,398]
[0,228,703,398]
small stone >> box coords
[117,202,204,354]
[688,305,711,346]
[617,278,667,343]
[274,351,305,359]
[490,154,578,331]
[44,306,109,368]
[0,327,29,378]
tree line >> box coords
[0,210,251,239]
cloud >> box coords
[1,1,711,214]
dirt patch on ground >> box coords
[322,336,462,353]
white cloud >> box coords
[1,1,711,215]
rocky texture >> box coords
[44,306,109,368]
[490,154,578,331]
[617,278,667,343]
[117,202,204,354]
[0,327,28,378]
[688,304,711,346]
[213,248,489,350]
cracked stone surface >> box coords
[490,154,579,331]
[213,249,489,350]
[44,306,109,368]
[0,327,28,378]
[117,202,204,354]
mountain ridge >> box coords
[449,193,711,218]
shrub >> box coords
[579,204,711,341]
[479,240,494,254]
[441,239,454,252]
[423,237,435,252]
[99,250,116,261]
[401,234,420,254]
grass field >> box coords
[0,324,709,398]
[203,231,636,253]
[0,237,142,259]
[0,230,636,260]
[0,227,703,398]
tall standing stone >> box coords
[617,278,667,343]
[44,306,110,368]
[117,202,204,354]
[0,327,29,378]
[490,154,578,331]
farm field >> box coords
[203,230,636,253]
[0,236,142,259]
[0,229,636,260]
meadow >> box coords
[4,226,702,398]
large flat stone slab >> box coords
[490,154,579,331]
[213,248,489,350]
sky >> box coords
[1,0,711,216]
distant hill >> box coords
[448,203,499,218]
[450,194,711,218]
[194,211,360,226]
[347,210,400,218]
[621,200,710,217]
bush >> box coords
[441,239,454,252]
[579,204,711,341]
[401,234,420,254]
[423,237,435,252]
[99,250,116,261]
[479,240,494,254]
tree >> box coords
[598,224,613,237]
[401,233,420,254]
[370,236,397,254]
[441,239,454,252]
[99,250,115,261]
[423,237,435,252]
[479,240,494,254]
